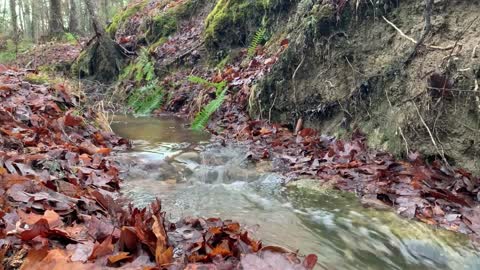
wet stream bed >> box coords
[111,115,480,270]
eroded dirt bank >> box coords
[255,0,480,173]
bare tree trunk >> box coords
[30,0,37,41]
[9,0,18,42]
[48,0,63,37]
[68,0,79,34]
[102,0,108,24]
[84,0,105,36]
[2,0,7,34]
[19,0,30,39]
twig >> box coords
[382,16,453,50]
[472,44,478,59]
[268,89,278,123]
[117,43,137,57]
[398,127,410,155]
[383,16,417,44]
[412,102,449,166]
[384,88,393,108]
[345,56,365,76]
[474,79,480,114]
[292,54,305,116]
[443,16,479,64]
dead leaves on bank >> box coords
[0,68,315,269]
[217,116,480,238]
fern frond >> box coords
[127,80,164,115]
[191,87,227,130]
[248,27,267,57]
[144,62,155,81]
[188,75,213,86]
[188,75,226,95]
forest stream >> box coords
[111,115,480,270]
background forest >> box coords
[0,0,130,61]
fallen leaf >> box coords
[89,235,114,260]
[107,252,132,264]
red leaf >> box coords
[64,113,83,127]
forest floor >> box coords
[2,2,480,265]
[0,64,317,269]
[2,7,480,263]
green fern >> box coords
[128,80,164,115]
[120,48,156,83]
[144,62,155,81]
[191,87,227,130]
[188,75,226,96]
[248,26,267,57]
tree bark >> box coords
[48,0,63,37]
[68,0,79,34]
[84,0,106,36]
[9,0,18,41]
[30,0,37,40]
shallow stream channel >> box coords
[111,115,480,270]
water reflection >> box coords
[112,115,480,270]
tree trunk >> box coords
[30,0,37,41]
[68,0,79,34]
[20,0,31,39]
[102,0,108,24]
[73,0,126,82]
[48,0,63,37]
[84,0,105,36]
[9,0,18,41]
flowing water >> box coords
[112,115,480,270]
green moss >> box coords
[204,0,267,56]
[146,13,178,43]
[146,0,202,45]
[299,3,337,40]
[24,73,50,84]
[107,1,147,38]
[148,37,168,52]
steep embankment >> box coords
[255,0,480,174]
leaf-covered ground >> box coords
[0,65,317,269]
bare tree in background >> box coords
[9,0,18,42]
[48,0,63,37]
[68,0,79,34]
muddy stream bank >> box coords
[111,115,480,270]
